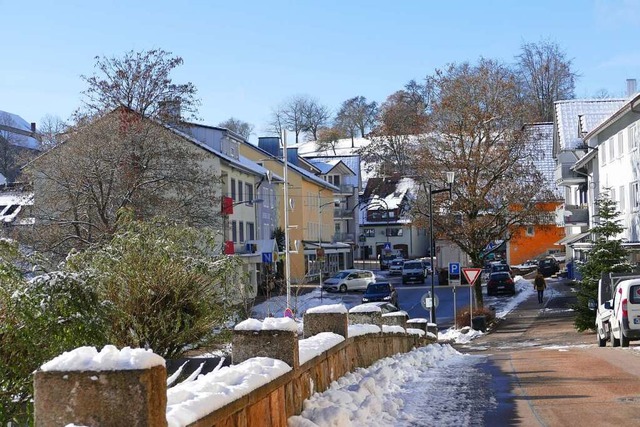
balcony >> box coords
[555,163,586,186]
[334,208,355,219]
[563,205,589,226]
[336,184,355,195]
[333,232,355,243]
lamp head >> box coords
[446,172,455,184]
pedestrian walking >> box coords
[534,271,547,304]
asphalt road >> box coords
[454,278,640,426]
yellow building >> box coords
[240,137,352,283]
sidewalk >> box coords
[458,278,640,426]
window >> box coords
[618,131,624,157]
[386,228,403,237]
[231,179,236,200]
[632,181,640,211]
[238,180,243,202]
[526,226,534,236]
[630,123,639,151]
[328,175,341,186]
[247,222,255,241]
[611,188,617,208]
[601,143,606,165]
[364,228,376,237]
[620,185,626,212]
[245,183,253,204]
[239,221,245,242]
[609,137,615,161]
[231,221,237,242]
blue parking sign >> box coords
[449,262,460,275]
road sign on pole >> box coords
[449,262,460,275]
[421,292,439,310]
[462,268,482,285]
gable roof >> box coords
[0,110,40,150]
[240,140,339,192]
[553,99,625,154]
[362,176,415,210]
[524,122,563,200]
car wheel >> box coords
[597,330,607,347]
[612,334,620,347]
[621,325,630,347]
[339,284,347,293]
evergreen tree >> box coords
[574,192,631,331]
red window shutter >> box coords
[224,240,235,254]
[221,196,234,215]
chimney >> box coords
[258,137,282,158]
[30,122,36,133]
[158,100,181,123]
[627,79,637,97]
[287,147,299,167]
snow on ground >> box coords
[288,344,495,427]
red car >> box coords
[487,272,515,296]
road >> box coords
[377,269,474,328]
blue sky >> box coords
[2,0,640,142]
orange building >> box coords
[507,201,564,265]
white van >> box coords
[607,278,640,347]
[322,269,376,293]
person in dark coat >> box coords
[533,271,547,304]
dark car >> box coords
[362,282,398,307]
[486,272,515,296]
[538,257,559,277]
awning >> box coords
[555,232,591,246]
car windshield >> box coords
[333,271,351,279]
[367,284,391,293]
[490,272,511,280]
[404,262,422,269]
[391,260,403,266]
[540,259,553,266]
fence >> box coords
[33,308,437,427]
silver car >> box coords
[322,269,376,293]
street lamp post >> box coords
[428,172,455,324]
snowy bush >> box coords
[65,210,244,359]
[1,242,106,425]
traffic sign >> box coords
[449,262,460,275]
[284,308,294,318]
[462,268,482,285]
[421,292,439,310]
[383,242,392,251]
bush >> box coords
[455,306,496,329]
[1,264,106,424]
[65,211,245,359]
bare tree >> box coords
[516,40,578,122]
[357,90,426,175]
[218,117,254,140]
[315,126,346,155]
[22,110,221,259]
[409,58,551,308]
[302,99,331,141]
[38,114,68,149]
[21,50,220,259]
[80,49,200,122]
[269,95,329,144]
[335,96,378,143]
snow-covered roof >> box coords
[294,137,372,156]
[0,110,40,150]
[554,99,625,151]
[368,177,415,210]
[524,123,562,199]
[306,155,360,188]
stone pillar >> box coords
[381,312,408,328]
[348,311,382,326]
[303,312,349,338]
[233,330,299,368]
[406,318,427,333]
[34,365,167,427]
[427,323,439,336]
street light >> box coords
[428,172,455,324]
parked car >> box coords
[349,301,400,314]
[538,257,559,277]
[486,272,516,296]
[420,259,433,275]
[362,282,398,307]
[388,259,405,275]
[322,269,376,293]
[402,260,425,284]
